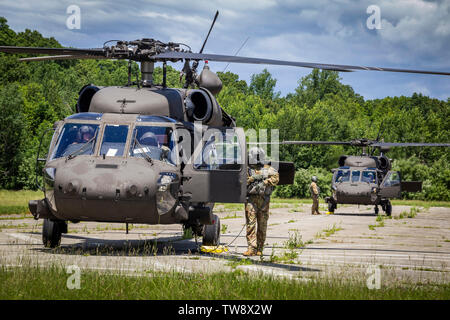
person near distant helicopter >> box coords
[310,176,321,215]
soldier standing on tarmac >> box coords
[243,147,279,257]
[310,176,321,215]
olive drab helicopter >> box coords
[280,138,450,215]
[1,11,450,248]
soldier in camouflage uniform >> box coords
[243,147,279,256]
[310,176,321,215]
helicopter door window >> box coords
[351,170,361,182]
[50,123,100,160]
[194,131,242,171]
[129,126,176,165]
[382,171,401,187]
[100,125,129,157]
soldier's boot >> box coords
[243,247,257,256]
[255,246,263,256]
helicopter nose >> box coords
[336,183,373,204]
[51,157,179,223]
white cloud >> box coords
[0,0,448,99]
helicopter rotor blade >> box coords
[153,51,450,75]
[154,51,353,72]
[248,141,352,145]
[19,55,110,62]
[0,46,105,56]
[371,142,450,148]
[280,141,352,145]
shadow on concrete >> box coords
[333,212,377,217]
[26,232,322,273]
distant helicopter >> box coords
[280,138,450,215]
[1,11,449,247]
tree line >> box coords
[0,18,448,200]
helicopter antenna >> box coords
[200,10,219,54]
[185,10,219,88]
[222,36,250,72]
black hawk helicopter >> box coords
[280,138,450,215]
[1,11,449,247]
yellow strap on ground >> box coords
[200,245,229,254]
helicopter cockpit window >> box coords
[50,123,99,160]
[335,170,350,183]
[362,171,377,183]
[100,125,129,157]
[351,170,361,182]
[194,131,242,171]
[382,171,401,187]
[129,126,176,165]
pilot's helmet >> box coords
[77,125,94,142]
[311,176,318,182]
[248,147,265,165]
[140,131,159,147]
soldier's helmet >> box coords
[77,125,94,142]
[140,131,159,147]
[311,176,318,182]
[248,147,265,165]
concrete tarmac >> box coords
[1,202,449,286]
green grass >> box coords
[2,264,448,299]
[316,224,343,239]
[222,212,242,219]
[283,231,304,249]
[0,190,43,215]
[390,199,450,208]
[221,223,228,234]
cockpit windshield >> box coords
[362,170,377,183]
[351,170,361,182]
[129,126,176,165]
[50,123,99,160]
[100,125,129,157]
[335,170,350,183]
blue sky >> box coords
[1,0,449,100]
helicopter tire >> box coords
[202,214,220,246]
[42,219,63,248]
[328,202,335,213]
[385,202,392,217]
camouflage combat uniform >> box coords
[310,181,320,215]
[245,164,279,254]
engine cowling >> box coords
[77,85,101,113]
[185,88,223,126]
[378,155,391,171]
[338,156,347,167]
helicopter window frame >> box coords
[128,123,178,166]
[99,124,131,158]
[361,170,377,184]
[334,169,350,183]
[49,121,101,161]
[193,128,243,172]
[382,171,401,188]
[351,170,361,183]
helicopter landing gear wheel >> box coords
[385,201,392,217]
[202,214,220,246]
[375,206,379,215]
[328,202,335,213]
[42,219,65,248]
